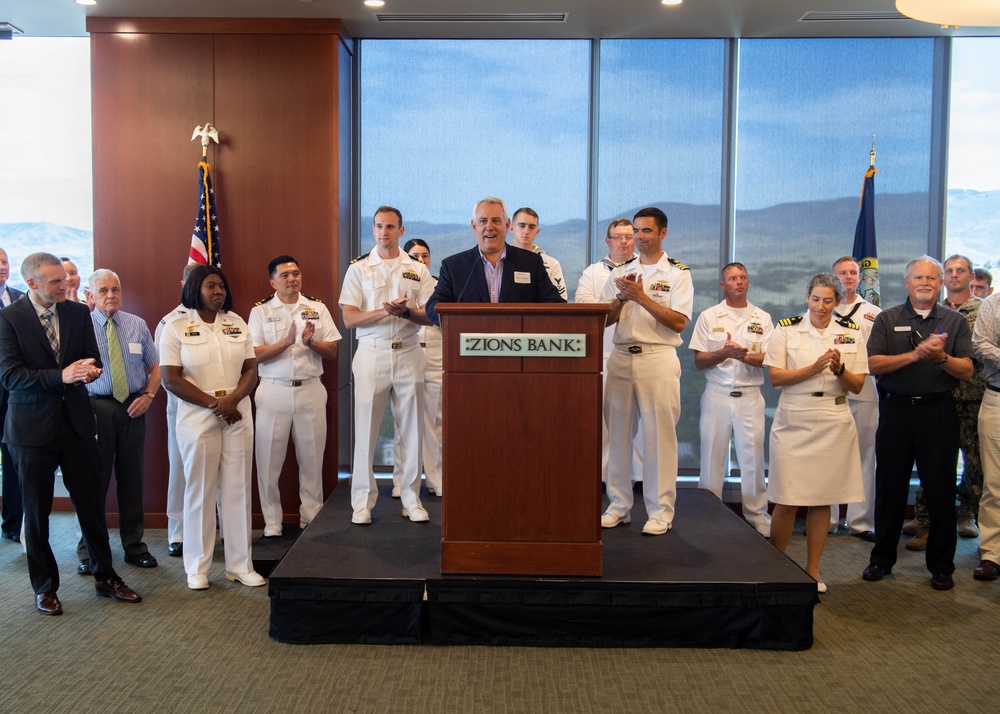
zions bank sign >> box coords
[460,333,587,358]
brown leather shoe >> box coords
[95,579,143,603]
[36,591,63,616]
[959,519,980,538]
[974,559,1000,581]
[906,526,929,551]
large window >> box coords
[0,38,94,289]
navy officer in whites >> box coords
[425,196,564,325]
[79,269,160,572]
[250,255,341,537]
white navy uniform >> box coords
[602,253,694,525]
[764,315,867,506]
[832,295,880,534]
[155,304,188,546]
[249,293,341,529]
[575,256,643,482]
[159,309,256,578]
[534,247,567,300]
[339,250,435,517]
[689,299,773,534]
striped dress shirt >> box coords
[88,309,158,396]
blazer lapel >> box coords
[22,298,61,366]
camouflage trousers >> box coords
[913,398,983,524]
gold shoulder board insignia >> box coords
[254,295,274,306]
[350,252,371,264]
[302,294,323,303]
[667,257,689,270]
[836,316,860,330]
[778,316,803,327]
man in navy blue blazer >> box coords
[425,197,565,325]
[0,246,26,542]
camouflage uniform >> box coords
[913,295,985,525]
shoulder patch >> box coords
[835,316,860,330]
[254,295,274,306]
[301,294,323,303]
[778,316,803,327]
[350,252,370,264]
[667,257,689,271]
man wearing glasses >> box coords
[862,256,974,591]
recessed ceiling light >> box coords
[365,0,386,7]
[661,0,683,6]
[76,0,97,6]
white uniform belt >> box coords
[705,383,761,397]
[259,376,319,387]
[358,335,420,350]
[613,343,675,354]
[781,392,848,405]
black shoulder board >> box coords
[350,252,370,264]
[302,294,324,303]
[667,257,689,270]
[254,295,274,306]
[620,256,638,267]
[778,316,803,327]
[836,316,860,330]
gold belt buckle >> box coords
[214,389,227,397]
[628,345,642,354]
[291,380,303,387]
[391,341,402,350]
[835,396,846,405]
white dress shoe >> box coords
[403,507,430,523]
[817,581,828,594]
[263,523,283,538]
[187,573,209,590]
[641,518,671,536]
[600,512,631,529]
[391,486,401,498]
[352,508,372,525]
[226,571,266,587]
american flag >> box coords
[188,160,221,268]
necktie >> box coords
[41,310,59,360]
[106,318,130,403]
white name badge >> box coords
[129,342,143,354]
[894,326,911,332]
[513,271,531,284]
[460,333,586,358]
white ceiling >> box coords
[3,0,999,40]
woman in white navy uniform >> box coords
[764,273,868,593]
[160,265,263,591]
[391,239,444,497]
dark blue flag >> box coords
[852,166,878,306]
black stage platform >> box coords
[267,482,816,649]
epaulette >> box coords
[160,308,187,324]
[836,316,860,330]
[667,257,689,270]
[778,316,803,327]
[301,294,323,303]
[254,295,274,306]
[350,252,370,264]
[621,256,638,267]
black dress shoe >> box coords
[1,530,20,543]
[36,591,63,616]
[167,542,183,557]
[931,573,955,591]
[862,563,892,581]
[125,551,158,568]
[78,560,92,576]
[974,559,1000,581]
[853,530,877,542]
[95,579,142,603]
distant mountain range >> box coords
[0,222,94,291]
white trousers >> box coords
[352,342,425,513]
[165,392,185,543]
[697,384,770,528]
[177,397,254,576]
[601,358,643,483]
[978,391,1000,562]
[604,346,680,523]
[392,340,443,494]
[254,378,328,527]
[845,399,878,533]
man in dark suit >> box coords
[0,246,25,542]
[0,252,142,615]
[425,196,565,325]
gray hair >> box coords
[88,269,121,290]
[472,196,508,222]
[807,273,845,303]
[904,255,944,281]
[20,252,62,284]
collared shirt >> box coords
[601,252,694,348]
[764,315,868,396]
[689,300,773,388]
[480,246,506,303]
[27,292,61,348]
[531,246,567,300]
[88,309,158,396]
[835,295,881,403]
[941,294,986,402]
[339,249,434,340]
[576,254,636,359]
[973,292,1000,389]
[155,304,188,345]
[159,309,254,393]
[249,293,341,380]
[868,298,974,397]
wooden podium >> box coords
[436,303,610,576]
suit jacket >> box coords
[425,243,565,325]
[3,286,25,305]
[0,287,25,421]
[0,296,101,446]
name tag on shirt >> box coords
[894,326,911,332]
[266,317,282,323]
[514,271,531,284]
[129,342,142,354]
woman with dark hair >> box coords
[391,239,444,497]
[764,273,868,593]
[160,265,263,590]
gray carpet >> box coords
[2,512,998,713]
